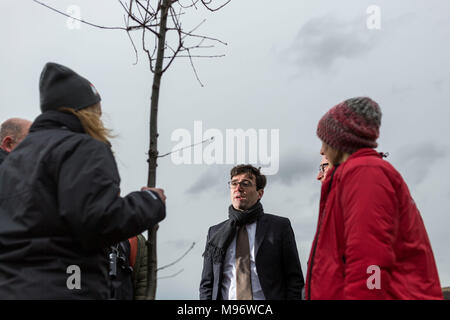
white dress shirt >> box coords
[220,222,266,300]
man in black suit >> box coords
[199,164,304,300]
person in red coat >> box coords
[305,97,443,300]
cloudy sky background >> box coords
[1,0,449,299]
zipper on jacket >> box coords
[306,164,339,300]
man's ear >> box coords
[257,189,264,200]
[1,136,14,153]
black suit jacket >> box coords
[199,213,304,300]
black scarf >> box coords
[203,201,264,264]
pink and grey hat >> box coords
[316,97,382,154]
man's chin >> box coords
[232,201,248,211]
[235,201,257,211]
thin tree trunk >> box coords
[146,0,171,300]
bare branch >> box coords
[123,14,139,65]
[133,0,146,21]
[142,23,156,72]
[178,0,200,10]
[136,0,158,17]
[161,6,183,73]
[156,242,196,272]
[33,0,128,31]
[163,54,225,58]
[158,137,213,158]
[119,0,161,38]
[187,49,204,87]
[181,18,207,41]
[201,0,231,12]
[179,30,228,46]
[157,269,184,280]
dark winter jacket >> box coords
[0,148,7,165]
[0,111,165,299]
[305,148,442,300]
[200,213,304,300]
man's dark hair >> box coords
[230,164,267,190]
[0,119,25,143]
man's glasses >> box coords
[228,180,253,189]
[319,163,329,173]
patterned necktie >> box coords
[235,225,253,300]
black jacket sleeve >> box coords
[199,227,214,300]
[56,138,165,250]
[282,219,304,300]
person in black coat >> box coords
[0,62,166,299]
[199,165,304,300]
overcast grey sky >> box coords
[1,0,449,299]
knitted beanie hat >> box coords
[39,62,101,113]
[316,97,382,154]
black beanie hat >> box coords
[39,62,101,113]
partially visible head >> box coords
[317,97,382,165]
[0,118,32,152]
[316,155,330,182]
[39,62,112,145]
[229,164,266,211]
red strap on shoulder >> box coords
[128,236,138,268]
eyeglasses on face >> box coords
[319,163,329,173]
[228,180,253,189]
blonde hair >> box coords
[59,104,114,146]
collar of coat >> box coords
[322,148,383,186]
[30,110,85,134]
[346,148,383,161]
[0,148,8,165]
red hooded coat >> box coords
[305,148,442,300]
